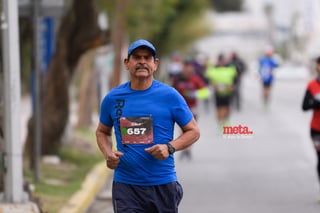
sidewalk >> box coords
[0,202,40,213]
[59,162,112,213]
[0,97,40,213]
[19,96,113,213]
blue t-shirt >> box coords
[99,80,193,186]
[259,56,278,83]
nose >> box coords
[138,57,147,64]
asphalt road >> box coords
[176,73,320,213]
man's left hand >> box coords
[145,144,170,160]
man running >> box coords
[258,48,279,108]
[206,54,237,131]
[302,56,320,202]
[172,58,206,160]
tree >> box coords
[24,0,110,167]
[0,71,3,191]
[97,0,210,57]
[151,0,210,55]
[96,0,210,83]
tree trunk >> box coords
[0,71,3,191]
[111,0,128,88]
[24,0,110,167]
[0,134,3,192]
[76,50,98,128]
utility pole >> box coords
[32,0,41,183]
[1,0,25,202]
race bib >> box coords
[260,66,272,80]
[216,84,227,92]
[120,116,153,144]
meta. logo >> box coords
[222,125,254,139]
[223,125,253,135]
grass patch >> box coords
[24,128,103,213]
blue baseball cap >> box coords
[127,39,156,57]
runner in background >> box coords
[194,53,211,112]
[227,51,247,111]
[258,47,279,108]
[172,58,207,160]
[167,51,183,84]
[302,56,320,202]
[206,53,237,132]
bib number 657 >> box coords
[127,127,147,135]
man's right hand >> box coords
[106,151,124,169]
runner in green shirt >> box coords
[206,54,237,132]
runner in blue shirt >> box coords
[258,48,279,108]
[95,39,200,213]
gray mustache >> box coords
[136,65,148,70]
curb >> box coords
[58,161,111,213]
[0,202,40,213]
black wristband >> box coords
[166,143,176,154]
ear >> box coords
[124,58,129,70]
[154,58,160,71]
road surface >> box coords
[176,73,320,213]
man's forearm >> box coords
[96,131,113,158]
[171,129,199,151]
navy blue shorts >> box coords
[262,80,273,87]
[214,94,232,107]
[112,181,183,213]
[262,76,273,87]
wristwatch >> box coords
[166,143,176,154]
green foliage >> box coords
[127,0,178,42]
[23,133,101,213]
[210,0,244,12]
[96,0,210,56]
[152,0,211,54]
